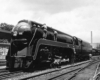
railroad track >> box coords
[94,73,100,80]
[0,68,8,73]
[0,67,23,80]
[0,59,98,80]
[89,63,100,80]
[0,60,6,66]
[5,60,91,80]
[48,60,99,80]
[68,61,98,80]
[0,70,23,80]
[68,60,100,80]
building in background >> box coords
[92,43,100,50]
[0,30,11,59]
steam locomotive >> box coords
[6,20,92,70]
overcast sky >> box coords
[0,0,100,43]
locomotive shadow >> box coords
[24,61,72,72]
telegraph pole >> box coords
[90,31,93,58]
[91,31,93,44]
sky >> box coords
[0,0,100,43]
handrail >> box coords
[29,28,37,46]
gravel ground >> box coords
[71,62,100,80]
[95,73,100,80]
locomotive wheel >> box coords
[22,60,36,71]
[22,60,30,71]
[8,58,15,71]
[68,51,75,64]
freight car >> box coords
[6,20,92,71]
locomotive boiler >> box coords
[6,20,92,71]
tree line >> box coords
[0,23,14,31]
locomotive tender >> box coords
[6,20,92,70]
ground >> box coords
[73,61,100,80]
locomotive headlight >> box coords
[12,21,31,36]
[17,25,30,35]
[19,32,23,35]
[19,25,31,31]
[13,31,17,36]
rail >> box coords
[69,60,100,80]
[90,64,100,80]
[0,55,99,80]
[8,60,91,80]
[0,43,10,47]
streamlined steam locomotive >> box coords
[6,20,92,70]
